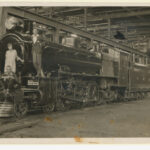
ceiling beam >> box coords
[95,30,150,39]
[5,7,147,56]
[78,21,150,28]
[76,21,150,33]
[39,7,84,17]
[87,8,150,22]
[41,7,142,18]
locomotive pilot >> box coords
[4,43,24,73]
[32,28,45,77]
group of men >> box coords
[0,28,44,95]
[4,28,44,79]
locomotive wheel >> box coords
[55,99,69,111]
[117,93,124,101]
[14,101,28,118]
[136,93,141,100]
[43,102,55,113]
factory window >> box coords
[147,58,150,64]
[102,48,109,53]
[134,54,147,66]
[135,55,140,63]
[140,56,147,65]
[100,43,109,54]
[144,57,147,65]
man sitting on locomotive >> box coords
[1,65,24,106]
[4,43,24,74]
[32,28,45,77]
[2,65,18,94]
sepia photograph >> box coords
[0,4,150,143]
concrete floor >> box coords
[1,98,150,137]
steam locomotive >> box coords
[0,30,150,118]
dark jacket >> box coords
[32,34,44,54]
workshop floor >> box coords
[1,98,150,138]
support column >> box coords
[53,28,60,44]
[0,7,8,37]
[108,18,111,39]
[125,25,128,44]
[35,7,39,14]
[147,39,150,56]
[48,8,53,18]
[125,26,128,38]
[84,8,87,31]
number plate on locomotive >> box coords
[27,80,39,86]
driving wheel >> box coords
[43,102,55,113]
[14,101,28,118]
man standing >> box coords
[32,28,45,77]
[4,43,24,73]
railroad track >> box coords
[0,118,40,136]
[0,118,17,126]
